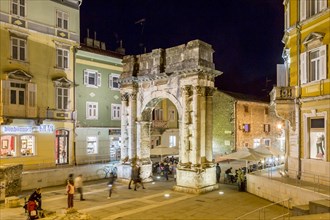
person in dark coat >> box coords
[216,163,221,183]
[28,188,42,210]
[163,163,170,181]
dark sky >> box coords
[80,0,284,99]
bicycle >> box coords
[96,164,118,179]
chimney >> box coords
[115,40,126,55]
[93,31,100,49]
[84,28,93,47]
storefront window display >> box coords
[309,118,325,160]
[55,129,69,164]
[110,136,121,161]
[1,135,36,157]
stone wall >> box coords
[0,164,23,201]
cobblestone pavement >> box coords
[0,177,289,220]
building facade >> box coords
[271,0,329,183]
[0,0,81,169]
[75,37,123,164]
[213,91,284,158]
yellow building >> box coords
[271,0,329,183]
[0,0,81,169]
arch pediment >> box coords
[52,76,73,87]
[7,69,32,81]
[302,32,325,45]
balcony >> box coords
[270,86,297,130]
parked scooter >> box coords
[23,199,39,219]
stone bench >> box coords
[5,196,21,208]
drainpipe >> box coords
[73,46,77,166]
[296,0,302,180]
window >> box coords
[84,70,101,87]
[86,102,98,119]
[168,107,176,121]
[86,136,98,154]
[11,0,25,17]
[264,107,269,115]
[253,139,261,148]
[264,124,270,133]
[169,136,176,147]
[300,0,327,21]
[264,139,271,147]
[111,104,121,120]
[300,45,327,84]
[56,10,68,30]
[11,37,26,61]
[309,118,325,159]
[243,105,249,113]
[242,124,250,132]
[56,48,69,69]
[1,135,16,157]
[109,74,120,90]
[56,87,69,110]
[153,108,163,120]
[20,135,35,156]
[10,82,25,105]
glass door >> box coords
[55,129,69,164]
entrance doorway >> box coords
[55,129,69,164]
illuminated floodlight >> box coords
[156,176,161,179]
[277,123,283,129]
[164,193,170,198]
[152,182,155,184]
[261,160,265,164]
[219,191,224,195]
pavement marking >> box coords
[101,194,195,220]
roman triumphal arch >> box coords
[118,40,222,193]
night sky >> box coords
[80,0,284,99]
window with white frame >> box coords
[111,104,121,120]
[84,70,101,87]
[86,102,98,119]
[300,0,327,21]
[300,45,327,84]
[56,87,69,110]
[86,136,98,154]
[309,118,325,160]
[109,74,120,90]
[10,82,25,105]
[56,10,68,30]
[264,139,271,147]
[11,0,25,17]
[169,135,176,147]
[56,48,69,69]
[11,37,26,61]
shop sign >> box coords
[2,124,55,134]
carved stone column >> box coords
[192,86,201,165]
[180,86,191,164]
[120,93,129,161]
[128,92,137,160]
[205,87,215,163]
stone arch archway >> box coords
[118,40,222,193]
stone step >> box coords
[292,204,309,216]
[309,199,330,214]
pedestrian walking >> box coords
[128,164,137,189]
[74,174,85,201]
[164,163,169,181]
[216,163,221,183]
[107,172,116,199]
[66,180,75,209]
[172,163,177,182]
[134,166,145,191]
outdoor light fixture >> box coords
[156,176,161,179]
[164,194,170,197]
[152,182,155,184]
[277,123,283,129]
[219,191,224,195]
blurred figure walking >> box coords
[74,174,85,201]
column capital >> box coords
[121,93,129,101]
[205,87,216,96]
[181,85,192,96]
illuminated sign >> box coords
[2,124,55,134]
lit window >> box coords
[169,136,176,147]
[109,74,120,90]
[20,135,35,156]
[86,102,98,119]
[111,104,121,120]
[12,0,25,17]
[11,37,26,61]
[56,10,68,30]
[56,48,69,69]
[242,124,250,132]
[300,45,327,84]
[309,118,325,160]
[84,70,101,87]
[57,87,69,110]
[253,139,260,148]
[87,136,98,154]
[0,135,16,157]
